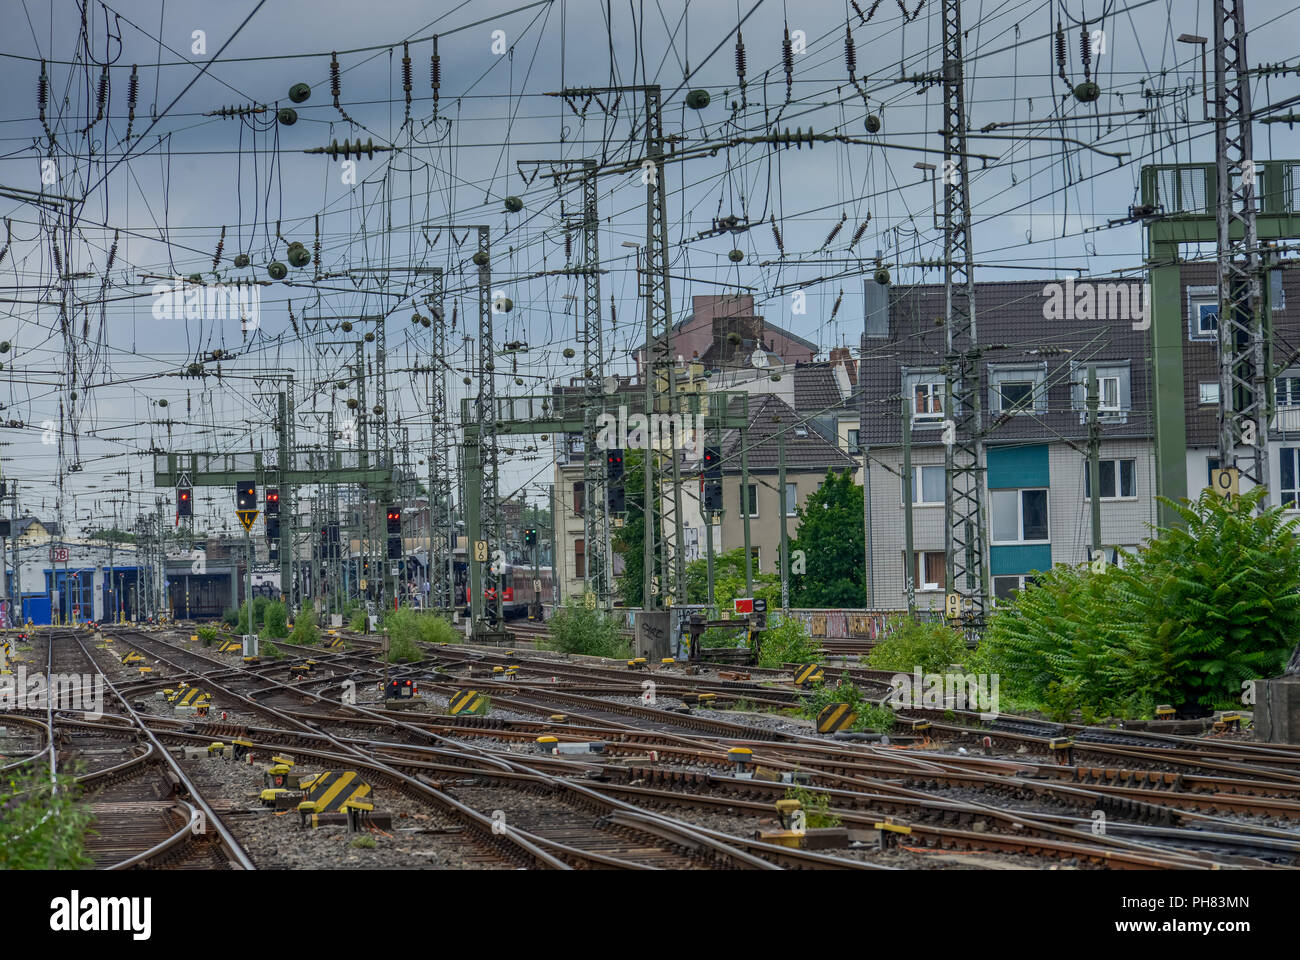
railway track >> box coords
[42,625,1300,870]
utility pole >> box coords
[426,269,453,611]
[1087,367,1103,557]
[550,483,560,607]
[941,0,989,630]
[903,395,916,617]
[1213,0,1269,504]
[778,421,790,614]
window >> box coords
[1277,375,1300,407]
[1199,382,1220,405]
[990,488,1049,543]
[999,380,1034,413]
[989,363,1048,415]
[1071,363,1131,421]
[739,483,758,517]
[903,465,945,505]
[574,538,586,578]
[1098,376,1121,412]
[914,551,945,591]
[573,481,585,518]
[784,483,798,517]
[1207,456,1221,487]
[913,382,944,421]
[846,429,861,454]
[1084,458,1137,500]
[750,546,761,571]
[1188,286,1218,340]
[993,575,1036,604]
[1281,449,1300,508]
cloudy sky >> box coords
[1,0,1298,535]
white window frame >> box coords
[912,381,944,422]
[992,574,1036,606]
[1084,458,1137,501]
[784,483,798,517]
[990,488,1050,545]
[740,483,759,518]
[1098,375,1121,413]
[998,379,1035,414]
[1280,448,1300,509]
[1188,285,1218,341]
[914,551,946,592]
[1276,373,1300,408]
[846,428,860,454]
[1199,382,1220,405]
[903,465,945,506]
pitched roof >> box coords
[718,394,858,473]
[792,364,846,413]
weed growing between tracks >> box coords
[197,625,218,646]
[289,607,320,645]
[755,615,821,669]
[802,673,895,733]
[783,785,841,828]
[868,618,968,675]
[0,765,95,869]
[382,608,458,658]
[263,602,289,638]
[546,599,631,658]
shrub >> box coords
[547,600,630,658]
[756,614,821,669]
[289,607,320,645]
[981,488,1300,715]
[0,766,95,869]
[197,625,218,647]
[259,640,285,660]
[381,608,457,656]
[263,602,289,639]
[349,609,367,632]
[868,617,967,675]
[221,607,239,628]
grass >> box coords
[349,835,376,849]
[0,765,95,868]
[259,641,285,660]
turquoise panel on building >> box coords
[986,444,1050,489]
[990,544,1053,577]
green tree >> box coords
[613,450,659,607]
[684,547,780,610]
[788,470,866,608]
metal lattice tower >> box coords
[425,269,454,610]
[1214,0,1269,501]
[576,160,612,608]
[941,0,989,627]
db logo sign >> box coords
[50,547,69,562]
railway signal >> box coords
[266,488,280,514]
[606,447,624,480]
[703,445,722,479]
[235,480,258,531]
[177,486,192,518]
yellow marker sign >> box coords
[474,540,489,562]
[237,509,259,532]
[1211,467,1240,498]
[584,591,596,610]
